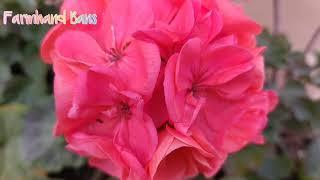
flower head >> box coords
[41,0,278,179]
[149,127,227,180]
[66,69,158,179]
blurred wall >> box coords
[239,0,320,51]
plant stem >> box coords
[273,0,282,34]
[304,26,320,54]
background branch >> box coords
[273,0,282,34]
[304,26,320,54]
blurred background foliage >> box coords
[0,1,320,180]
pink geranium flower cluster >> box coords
[41,0,278,179]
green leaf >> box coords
[280,80,315,122]
[0,104,28,144]
[1,137,29,179]
[31,138,86,172]
[0,137,50,180]
[17,0,37,12]
[305,138,320,179]
[0,36,24,64]
[220,177,247,180]
[0,61,11,103]
[225,146,267,176]
[289,98,314,122]
[258,30,291,68]
[21,98,85,172]
[280,80,306,100]
[2,75,31,103]
[257,155,294,180]
[17,56,49,104]
[0,25,9,37]
[288,52,311,81]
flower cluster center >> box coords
[106,48,123,62]
[117,102,132,119]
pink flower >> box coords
[51,60,83,135]
[40,0,279,179]
[149,127,227,180]
[145,64,169,128]
[135,0,223,59]
[41,0,161,135]
[212,0,262,49]
[137,0,224,128]
[66,69,158,179]
[135,0,261,59]
[164,38,277,153]
[41,0,109,64]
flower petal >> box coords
[145,65,169,128]
[199,45,254,86]
[175,38,201,91]
[54,30,106,67]
[61,0,114,49]
[114,110,158,168]
[191,10,223,44]
[221,91,278,152]
[216,0,262,34]
[109,0,154,46]
[118,40,161,100]
[53,60,89,135]
[166,0,195,38]
[150,128,226,180]
[89,158,122,178]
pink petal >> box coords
[166,126,215,156]
[66,133,115,159]
[212,35,238,47]
[221,91,278,152]
[191,90,278,153]
[163,54,180,124]
[214,69,257,100]
[213,55,265,99]
[174,93,206,134]
[202,0,218,9]
[165,52,205,133]
[133,30,174,59]
[68,69,124,124]
[151,0,182,23]
[89,158,122,178]
[54,30,106,67]
[83,111,119,138]
[191,10,223,44]
[114,110,158,168]
[216,0,262,34]
[190,92,249,152]
[41,24,67,64]
[109,0,154,46]
[73,69,124,109]
[199,45,254,86]
[267,90,279,112]
[145,65,169,128]
[118,40,161,100]
[166,0,195,38]
[66,132,126,179]
[175,38,201,91]
[149,129,226,180]
[53,60,88,135]
[41,0,113,64]
[60,0,113,50]
[149,130,193,180]
[61,0,106,15]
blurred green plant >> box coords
[0,1,320,180]
[0,1,87,180]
